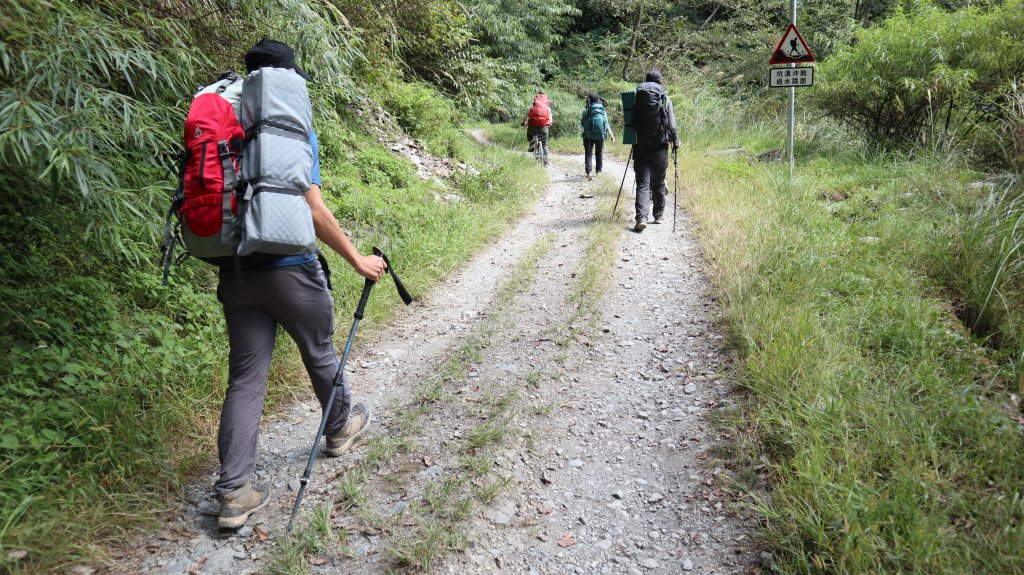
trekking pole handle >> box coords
[373,247,413,305]
[353,277,374,321]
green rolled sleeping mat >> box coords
[620,90,636,145]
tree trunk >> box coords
[622,2,644,82]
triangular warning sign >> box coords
[769,23,815,65]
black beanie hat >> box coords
[244,39,310,80]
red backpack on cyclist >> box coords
[527,93,551,127]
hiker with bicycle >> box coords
[210,40,387,529]
[581,92,614,180]
[630,70,679,232]
[521,90,553,167]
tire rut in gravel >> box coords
[437,154,757,575]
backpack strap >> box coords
[217,140,237,246]
[160,152,190,286]
[316,249,333,291]
[246,120,307,142]
[659,94,674,142]
[160,219,179,287]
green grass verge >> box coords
[680,83,1024,573]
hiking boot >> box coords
[587,173,593,181]
[652,216,664,224]
[633,219,647,232]
[217,482,270,529]
[324,403,372,457]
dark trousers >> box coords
[584,138,605,175]
[214,261,348,498]
[633,145,669,222]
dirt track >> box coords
[110,134,755,575]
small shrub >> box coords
[354,146,416,189]
[376,80,463,156]
[813,1,1024,165]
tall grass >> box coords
[678,79,1024,573]
[948,181,1024,391]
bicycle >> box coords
[525,124,548,167]
[529,133,548,166]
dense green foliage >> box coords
[814,0,1024,164]
[560,0,893,85]
[335,0,577,118]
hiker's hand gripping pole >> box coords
[287,248,412,533]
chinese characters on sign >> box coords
[770,66,814,88]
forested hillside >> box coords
[2,0,1023,573]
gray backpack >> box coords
[160,68,316,283]
[237,67,316,256]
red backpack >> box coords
[161,72,245,282]
[527,93,551,127]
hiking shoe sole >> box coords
[217,486,270,529]
[324,404,372,457]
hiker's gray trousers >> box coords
[214,261,349,499]
[633,145,669,222]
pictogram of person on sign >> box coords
[769,24,815,65]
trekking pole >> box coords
[287,248,412,533]
[612,147,633,218]
[672,147,679,233]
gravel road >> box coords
[107,135,758,575]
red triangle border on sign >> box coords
[769,23,815,65]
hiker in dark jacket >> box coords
[631,70,679,232]
[580,92,615,180]
[212,40,387,530]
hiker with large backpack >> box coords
[176,39,387,530]
[521,90,553,167]
[629,70,679,232]
[580,92,615,180]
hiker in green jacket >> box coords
[580,92,614,180]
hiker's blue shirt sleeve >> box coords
[310,129,321,187]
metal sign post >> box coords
[768,4,813,177]
[788,0,796,177]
